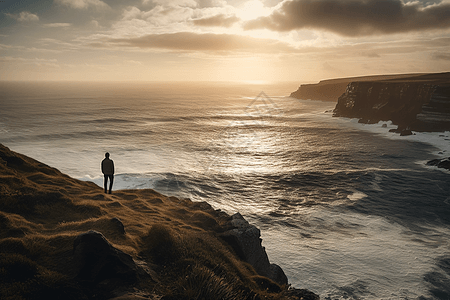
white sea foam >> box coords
[334,117,450,174]
[343,118,450,156]
[346,190,368,201]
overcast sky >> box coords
[1,0,449,82]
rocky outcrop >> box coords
[220,213,288,286]
[73,230,149,284]
[332,72,450,132]
[426,157,450,171]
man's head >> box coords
[105,152,110,158]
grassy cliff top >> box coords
[0,144,318,300]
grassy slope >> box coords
[0,144,316,300]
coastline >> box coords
[290,72,450,172]
[0,143,319,300]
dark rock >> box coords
[110,217,125,234]
[269,264,288,287]
[400,129,413,136]
[252,276,282,293]
[282,288,320,300]
[427,159,441,166]
[438,159,450,170]
[427,157,450,171]
[73,230,146,284]
[382,124,387,128]
[220,213,288,286]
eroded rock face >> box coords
[73,230,144,284]
[333,80,450,132]
[220,213,288,286]
[334,82,435,126]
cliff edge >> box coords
[0,144,319,300]
[289,73,427,102]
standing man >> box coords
[102,152,114,194]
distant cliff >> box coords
[289,73,426,101]
[332,72,450,132]
[290,80,350,101]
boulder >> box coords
[73,230,144,284]
[400,129,413,136]
[220,213,288,286]
[282,288,320,300]
[427,157,450,171]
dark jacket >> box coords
[101,158,114,175]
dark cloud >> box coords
[243,0,450,36]
[192,14,239,27]
[106,32,296,53]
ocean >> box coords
[1,81,449,299]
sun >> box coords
[236,0,272,21]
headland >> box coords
[0,144,318,300]
[291,72,450,134]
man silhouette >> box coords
[101,152,114,194]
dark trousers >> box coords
[104,174,114,193]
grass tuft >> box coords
[170,264,246,300]
[141,224,180,265]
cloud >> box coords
[104,32,296,53]
[192,14,239,27]
[152,0,197,7]
[42,23,72,28]
[6,11,39,22]
[243,0,450,36]
[55,0,109,10]
[0,56,57,63]
[360,51,381,58]
[0,56,60,67]
[432,52,450,60]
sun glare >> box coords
[237,0,272,21]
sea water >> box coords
[1,81,449,299]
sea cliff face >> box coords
[290,73,450,133]
[333,78,450,132]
